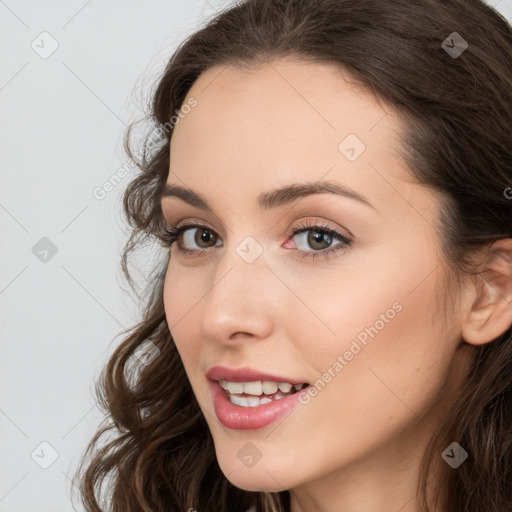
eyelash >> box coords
[160,220,352,261]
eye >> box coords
[285,220,352,260]
[161,222,221,258]
[160,219,353,261]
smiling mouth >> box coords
[217,380,310,407]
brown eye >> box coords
[286,220,353,261]
[306,230,333,250]
[193,227,218,248]
[174,224,223,254]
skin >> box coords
[160,57,512,512]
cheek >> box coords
[292,262,453,446]
[162,265,203,359]
[292,233,447,370]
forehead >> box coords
[171,57,399,160]
[167,57,431,222]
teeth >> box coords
[262,381,278,394]
[225,381,244,394]
[229,395,262,407]
[278,382,292,393]
[243,381,262,395]
[219,379,305,396]
[228,393,287,407]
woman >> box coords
[73,0,512,511]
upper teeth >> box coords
[218,380,304,395]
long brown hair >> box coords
[71,0,512,510]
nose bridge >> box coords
[199,235,274,340]
[214,233,270,294]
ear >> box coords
[462,238,512,346]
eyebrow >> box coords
[160,179,377,212]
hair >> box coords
[71,0,512,511]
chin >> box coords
[216,453,295,492]
[224,472,289,493]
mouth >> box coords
[214,379,310,407]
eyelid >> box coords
[173,217,222,234]
[170,215,351,236]
[170,217,349,240]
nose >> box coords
[199,239,276,344]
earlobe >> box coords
[461,238,512,346]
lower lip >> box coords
[209,380,309,430]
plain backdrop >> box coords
[1,1,511,510]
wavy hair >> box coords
[72,0,512,510]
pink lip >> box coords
[208,379,309,430]
[205,365,308,385]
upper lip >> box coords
[206,365,309,385]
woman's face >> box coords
[161,58,474,507]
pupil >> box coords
[197,229,214,246]
[309,230,331,249]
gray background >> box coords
[1,1,511,510]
